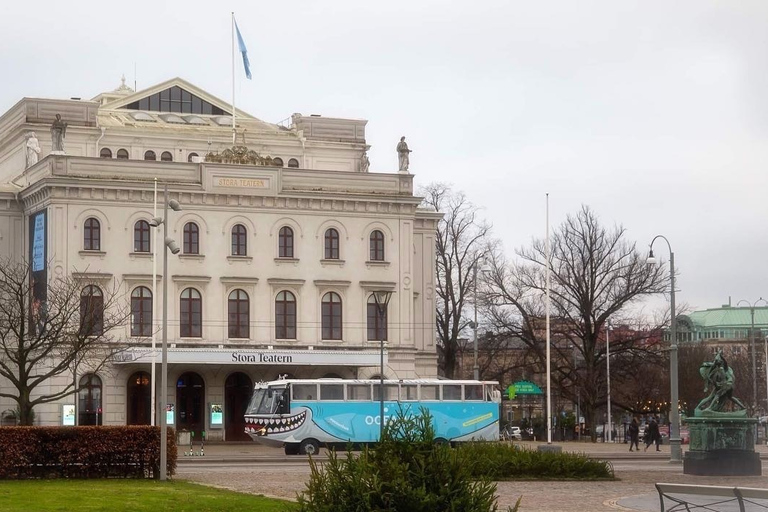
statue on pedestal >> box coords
[695,349,746,414]
[360,151,370,173]
[50,114,67,154]
[396,136,411,173]
[25,132,41,168]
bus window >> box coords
[348,384,371,401]
[373,384,399,401]
[442,385,462,401]
[464,385,483,401]
[401,384,418,401]
[293,384,317,401]
[320,384,344,401]
[420,384,439,400]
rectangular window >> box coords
[293,384,317,401]
[401,385,418,401]
[464,385,483,401]
[320,384,344,401]
[348,384,371,401]
[442,385,462,401]
[420,385,439,400]
[373,384,399,401]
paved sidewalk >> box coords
[177,440,768,511]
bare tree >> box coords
[420,183,490,379]
[483,206,668,440]
[0,259,130,425]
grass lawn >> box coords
[0,480,297,512]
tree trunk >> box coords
[18,391,34,426]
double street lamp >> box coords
[149,184,182,481]
[736,298,767,414]
[372,290,392,440]
[647,235,682,464]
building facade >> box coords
[0,77,440,440]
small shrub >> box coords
[297,408,520,512]
[457,442,614,480]
[0,426,176,479]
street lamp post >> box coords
[736,298,767,414]
[149,185,181,481]
[606,321,611,443]
[372,290,392,440]
[647,235,681,463]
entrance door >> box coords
[176,372,205,438]
[127,371,151,425]
[225,372,253,441]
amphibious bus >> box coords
[244,378,501,455]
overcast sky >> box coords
[2,1,767,313]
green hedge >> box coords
[456,442,614,480]
[297,409,519,512]
[0,426,177,479]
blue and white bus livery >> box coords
[244,378,501,455]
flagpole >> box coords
[545,193,552,444]
[151,177,157,426]
[231,12,236,145]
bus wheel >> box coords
[434,437,449,446]
[284,443,300,455]
[299,438,320,456]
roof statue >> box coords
[50,114,67,154]
[694,349,747,417]
[396,136,411,173]
[204,129,281,167]
[25,132,41,168]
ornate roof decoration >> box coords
[205,130,280,166]
[113,75,134,95]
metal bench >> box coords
[656,483,768,512]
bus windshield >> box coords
[246,385,286,415]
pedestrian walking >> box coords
[644,416,661,452]
[628,417,640,452]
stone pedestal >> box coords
[683,416,761,476]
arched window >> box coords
[275,291,296,339]
[228,289,249,338]
[321,292,342,340]
[231,224,247,256]
[272,157,284,167]
[161,151,173,162]
[78,374,102,426]
[183,222,199,254]
[288,158,299,168]
[324,228,339,260]
[134,220,150,253]
[367,295,388,341]
[180,288,202,337]
[279,226,294,258]
[131,286,152,337]
[144,150,156,161]
[370,230,385,261]
[99,148,112,158]
[80,285,103,336]
[116,149,129,159]
[83,217,101,251]
[187,152,199,162]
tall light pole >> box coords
[372,290,392,440]
[606,321,611,443]
[736,298,767,415]
[647,235,681,463]
[149,185,181,480]
[472,257,489,381]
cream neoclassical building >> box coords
[0,77,439,440]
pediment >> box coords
[99,77,255,120]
